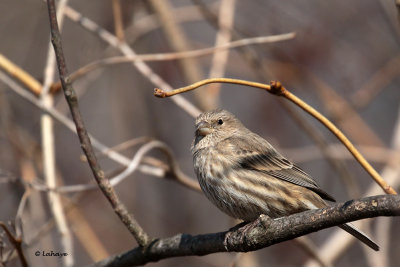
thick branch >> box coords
[91,195,400,267]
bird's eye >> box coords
[217,119,223,125]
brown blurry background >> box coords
[0,0,399,266]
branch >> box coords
[46,0,150,246]
[41,1,74,266]
[205,0,236,109]
[0,222,28,267]
[111,0,125,42]
[0,54,42,95]
[154,78,397,195]
[91,195,400,267]
[63,5,201,117]
[49,33,294,92]
[0,71,198,194]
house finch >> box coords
[191,109,379,251]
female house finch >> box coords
[191,109,379,251]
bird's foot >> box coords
[224,215,270,250]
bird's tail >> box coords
[339,223,379,251]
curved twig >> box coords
[0,71,199,195]
[154,78,397,195]
[108,140,199,190]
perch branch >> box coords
[91,195,400,267]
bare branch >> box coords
[0,71,195,191]
[0,54,42,95]
[0,223,27,267]
[111,0,125,41]
[63,5,201,117]
[49,33,294,92]
[41,0,74,265]
[304,104,400,267]
[205,0,236,109]
[90,195,400,267]
[46,0,150,247]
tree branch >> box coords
[46,0,150,246]
[0,222,28,267]
[90,195,400,267]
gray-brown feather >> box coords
[191,109,379,250]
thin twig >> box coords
[41,0,74,265]
[150,0,203,81]
[108,140,199,190]
[154,77,397,195]
[63,5,287,118]
[126,1,220,44]
[14,190,31,238]
[150,0,212,110]
[0,54,42,95]
[0,223,27,267]
[191,0,275,79]
[0,70,198,193]
[205,0,236,109]
[50,33,295,92]
[281,101,360,199]
[111,0,125,41]
[63,5,201,117]
[46,0,150,247]
[303,106,400,267]
[93,136,152,160]
[30,140,200,193]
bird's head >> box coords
[191,109,245,151]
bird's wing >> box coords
[225,134,336,202]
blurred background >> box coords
[0,0,399,266]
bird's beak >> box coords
[196,121,212,136]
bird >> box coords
[191,108,379,251]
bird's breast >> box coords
[193,147,232,180]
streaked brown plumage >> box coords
[191,109,379,251]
